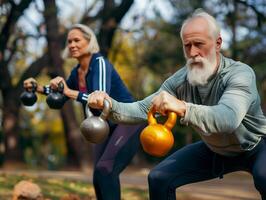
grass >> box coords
[0,173,208,200]
[0,173,149,200]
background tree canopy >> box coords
[0,0,265,168]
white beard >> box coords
[186,49,217,86]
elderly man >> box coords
[88,9,266,200]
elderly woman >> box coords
[23,24,144,200]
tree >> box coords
[0,0,135,165]
[0,0,42,160]
[43,0,90,167]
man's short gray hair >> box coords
[62,24,100,59]
[180,9,221,40]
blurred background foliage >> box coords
[0,0,265,169]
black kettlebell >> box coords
[20,81,37,106]
[46,82,65,109]
[80,99,111,143]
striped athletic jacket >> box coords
[44,53,134,116]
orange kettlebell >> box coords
[140,108,177,157]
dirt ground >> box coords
[121,166,260,200]
[0,163,260,200]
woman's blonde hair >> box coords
[62,24,100,59]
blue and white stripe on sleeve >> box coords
[77,92,90,104]
[43,85,51,95]
[81,93,89,101]
[97,56,107,92]
[76,55,109,105]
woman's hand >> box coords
[23,77,44,93]
[49,76,70,94]
[88,91,112,109]
[50,76,66,90]
[151,91,186,117]
[50,76,82,100]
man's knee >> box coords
[148,170,170,188]
[253,167,266,194]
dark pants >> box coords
[92,123,146,200]
[148,138,266,200]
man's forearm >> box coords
[110,95,154,124]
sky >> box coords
[17,0,177,57]
[17,0,231,58]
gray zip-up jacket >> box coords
[110,54,266,156]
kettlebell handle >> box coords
[147,108,177,130]
[58,81,64,93]
[164,112,177,130]
[147,108,157,125]
[50,81,64,92]
[85,99,111,120]
[20,81,38,106]
[100,99,111,120]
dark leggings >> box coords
[93,123,146,200]
[148,138,266,200]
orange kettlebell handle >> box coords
[147,107,177,130]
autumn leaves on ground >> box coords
[0,170,260,200]
[0,174,147,200]
[0,174,204,200]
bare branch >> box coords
[236,0,266,27]
[80,14,101,25]
[113,0,134,23]
[80,0,102,25]
[16,53,50,92]
[84,0,99,15]
[0,0,33,52]
[33,0,43,13]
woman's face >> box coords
[67,29,90,59]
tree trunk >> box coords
[61,102,91,167]
[2,90,21,160]
[96,0,134,56]
[0,0,33,161]
[0,0,33,55]
[231,1,238,60]
[43,0,91,167]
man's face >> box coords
[182,17,221,86]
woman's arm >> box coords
[64,89,79,99]
[50,76,78,100]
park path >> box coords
[121,167,260,200]
[0,165,260,200]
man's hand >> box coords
[88,91,112,109]
[151,91,186,117]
